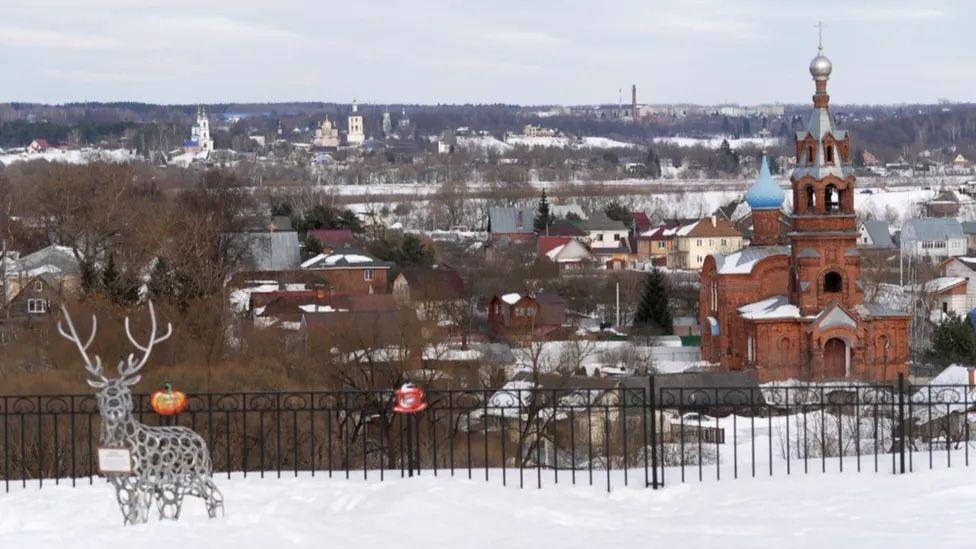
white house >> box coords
[900,218,966,259]
[582,212,629,252]
[857,220,895,249]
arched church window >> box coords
[805,185,816,212]
[825,184,839,213]
[825,144,834,163]
[824,271,843,293]
[807,144,815,165]
[747,336,755,363]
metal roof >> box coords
[488,206,535,235]
[860,221,894,248]
[902,218,965,242]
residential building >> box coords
[923,189,972,217]
[301,248,392,294]
[857,220,895,249]
[488,292,566,335]
[698,47,910,382]
[962,221,976,252]
[583,212,630,264]
[901,218,966,259]
[392,265,466,323]
[636,224,677,263]
[537,236,593,272]
[307,229,358,253]
[668,216,743,270]
[488,206,536,242]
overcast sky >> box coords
[2,0,973,106]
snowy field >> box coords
[2,467,974,548]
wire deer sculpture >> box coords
[59,301,224,525]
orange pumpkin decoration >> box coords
[150,384,187,416]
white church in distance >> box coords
[184,107,214,153]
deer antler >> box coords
[118,300,172,380]
[58,305,105,382]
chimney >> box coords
[631,84,637,121]
[710,215,717,227]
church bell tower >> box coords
[788,31,862,315]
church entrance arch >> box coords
[823,338,849,378]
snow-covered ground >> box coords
[2,467,974,548]
[0,148,140,166]
[653,136,783,149]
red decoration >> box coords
[393,383,427,414]
[150,384,187,416]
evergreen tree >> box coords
[930,313,976,366]
[304,234,323,257]
[533,188,553,234]
[147,258,175,300]
[633,269,673,335]
[604,199,631,226]
[645,146,662,179]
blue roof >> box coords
[744,155,785,210]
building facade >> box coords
[699,46,910,382]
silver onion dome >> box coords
[809,53,832,81]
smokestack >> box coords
[631,85,638,122]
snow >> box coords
[4,467,976,548]
[500,292,523,305]
[505,135,636,149]
[0,147,140,166]
[653,136,782,150]
[738,295,801,320]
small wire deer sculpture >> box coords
[59,301,224,525]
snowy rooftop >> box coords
[714,246,789,275]
[737,295,800,320]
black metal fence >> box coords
[2,375,974,493]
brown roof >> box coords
[397,265,465,301]
[683,217,742,238]
[302,309,421,351]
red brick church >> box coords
[699,45,910,382]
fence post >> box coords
[897,373,906,475]
[649,375,659,489]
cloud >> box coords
[0,25,119,50]
[162,16,306,41]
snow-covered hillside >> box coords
[2,467,974,548]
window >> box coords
[825,144,834,163]
[27,299,47,314]
[657,241,665,249]
[721,239,727,246]
[943,302,949,313]
[709,239,714,246]
[696,239,703,246]
[747,336,755,362]
[596,234,604,241]
[823,271,843,293]
[33,280,43,292]
[805,185,816,211]
[825,184,839,213]
[363,268,374,281]
[0,329,9,345]
[613,234,620,241]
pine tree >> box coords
[533,188,553,234]
[930,313,976,366]
[633,269,673,336]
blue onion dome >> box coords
[744,155,784,210]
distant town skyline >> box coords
[2,0,974,106]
